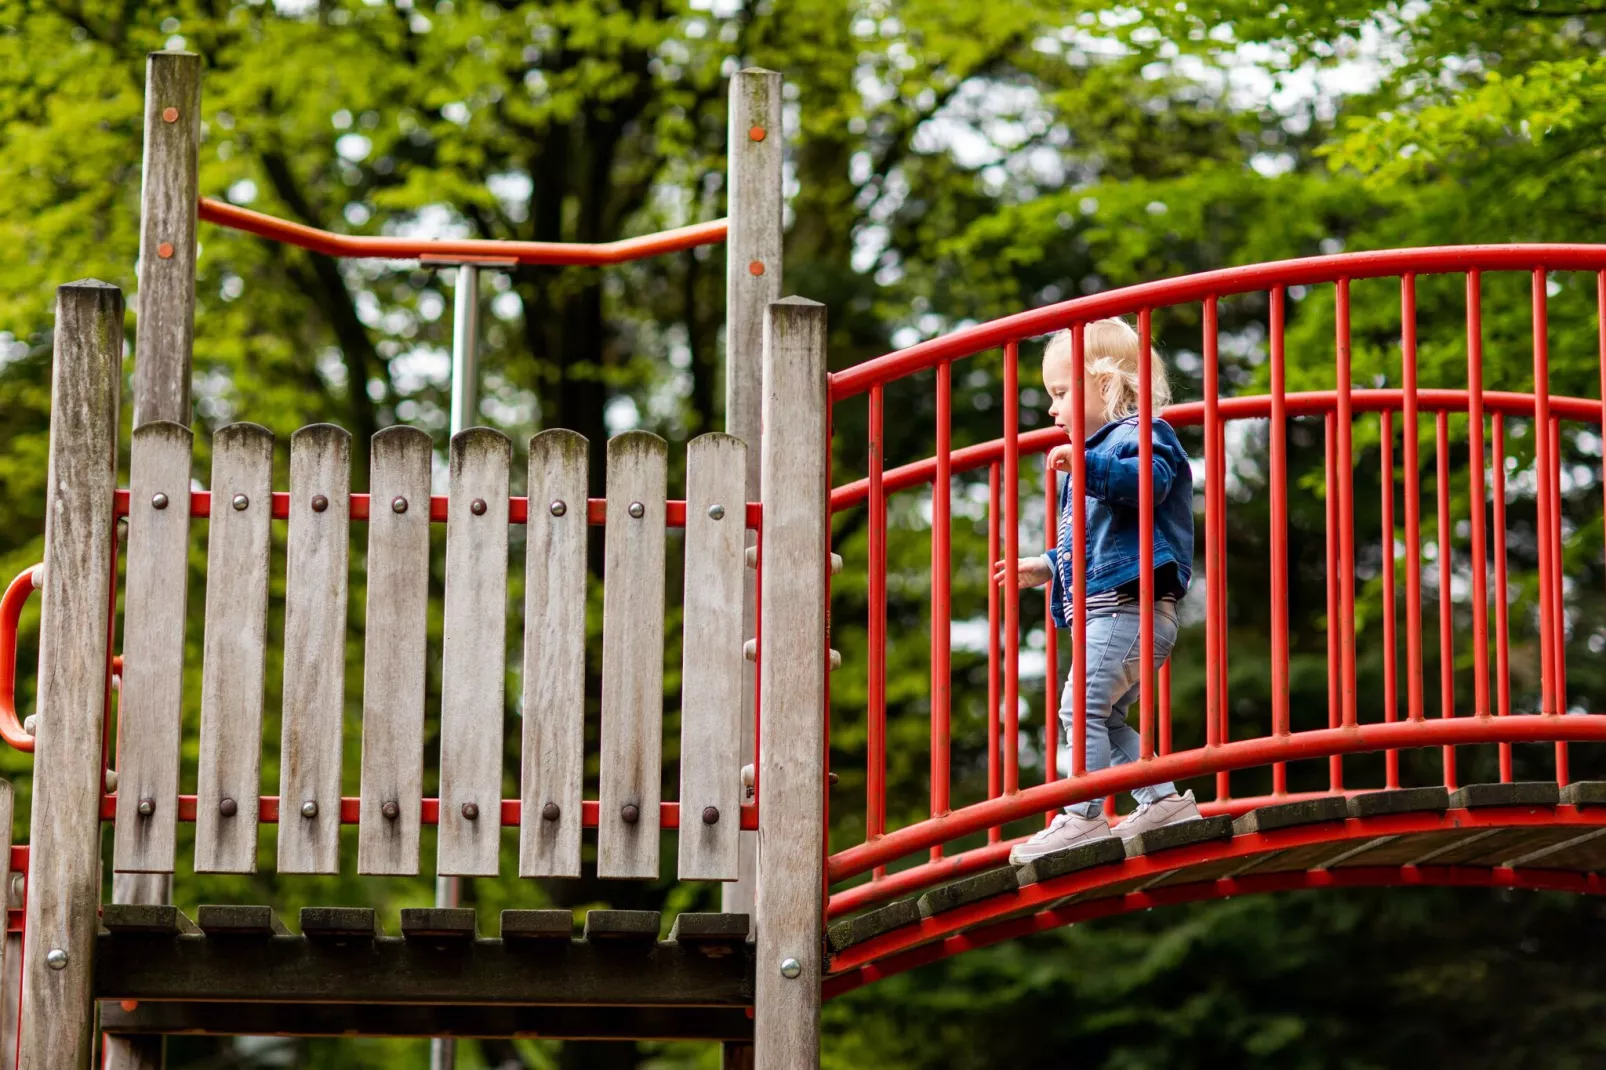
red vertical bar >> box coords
[1203,298,1221,755]
[1070,326,1089,779]
[1159,659,1172,756]
[1466,272,1491,719]
[1532,269,1557,715]
[1137,310,1155,761]
[867,386,887,874]
[1043,461,1059,789]
[1215,418,1231,802]
[1336,279,1357,730]
[1003,342,1021,795]
[986,462,1001,842]
[930,363,952,849]
[1269,288,1290,795]
[1551,415,1569,786]
[1403,275,1425,724]
[1381,409,1400,788]
[1436,411,1457,790]
[1492,414,1513,782]
[1324,413,1342,790]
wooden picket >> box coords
[357,426,433,876]
[113,422,192,874]
[194,423,274,874]
[277,425,351,875]
[437,428,511,878]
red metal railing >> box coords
[198,197,726,265]
[826,246,1606,919]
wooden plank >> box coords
[21,280,123,1070]
[583,910,661,941]
[753,297,829,1067]
[400,908,477,940]
[193,422,275,874]
[597,431,669,879]
[358,426,433,876]
[437,428,510,878]
[100,905,198,936]
[300,907,380,940]
[195,905,290,937]
[519,430,589,878]
[132,51,201,428]
[722,64,781,928]
[678,433,747,881]
[276,424,351,875]
[113,423,193,875]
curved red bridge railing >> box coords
[825,246,1606,927]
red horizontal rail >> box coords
[93,795,758,830]
[830,244,1606,399]
[827,715,1606,882]
[111,491,761,529]
[199,197,727,267]
[830,388,1602,512]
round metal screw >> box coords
[620,803,640,825]
[162,106,179,123]
[137,797,156,817]
[391,496,408,514]
[749,124,767,142]
[471,498,488,516]
[157,241,175,260]
[702,805,720,826]
[627,501,645,519]
[151,492,169,510]
[461,802,480,821]
[219,796,238,818]
[45,949,68,971]
[541,802,561,822]
[748,260,765,277]
[707,504,725,521]
[779,958,802,979]
[381,800,400,821]
[311,494,329,513]
[549,500,567,517]
[301,800,319,819]
[231,493,249,511]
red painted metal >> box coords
[198,196,726,266]
[1324,414,1341,791]
[1069,325,1089,779]
[1533,271,1557,714]
[0,566,40,753]
[1043,461,1060,786]
[1203,299,1222,758]
[1336,280,1357,733]
[986,463,1001,842]
[1436,411,1457,789]
[1403,276,1425,727]
[1380,410,1400,789]
[1269,288,1290,795]
[931,362,953,845]
[867,385,887,874]
[1467,272,1491,719]
[1493,413,1514,783]
[1551,414,1570,785]
[1003,343,1022,795]
[1137,310,1155,762]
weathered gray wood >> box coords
[277,425,351,875]
[597,431,669,879]
[437,428,510,878]
[100,905,197,936]
[754,297,828,1068]
[105,862,176,1064]
[678,433,747,881]
[583,910,661,941]
[195,905,290,937]
[0,781,12,1015]
[723,65,781,926]
[519,430,589,878]
[401,908,477,939]
[358,426,434,876]
[133,51,201,429]
[22,280,122,1070]
[300,907,380,940]
[113,423,193,876]
[499,910,574,941]
[194,422,275,874]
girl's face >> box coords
[1043,346,1103,433]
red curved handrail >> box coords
[0,566,41,753]
[198,197,728,266]
[830,243,1606,399]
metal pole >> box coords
[431,264,478,1070]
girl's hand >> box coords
[1047,444,1077,474]
[994,557,1052,589]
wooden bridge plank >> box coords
[357,426,433,876]
[437,429,511,878]
[677,433,747,881]
[194,423,275,874]
[519,430,589,878]
[597,431,668,879]
[277,425,351,875]
[114,423,193,875]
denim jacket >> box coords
[1041,415,1195,629]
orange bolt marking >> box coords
[748,261,765,277]
[162,107,179,123]
[748,125,767,142]
[157,242,175,259]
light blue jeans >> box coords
[1059,601,1180,819]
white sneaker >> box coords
[1110,790,1202,840]
[1008,812,1115,865]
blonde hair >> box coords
[1044,318,1171,425]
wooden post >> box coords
[132,51,200,428]
[21,280,123,1069]
[753,297,828,1068]
[722,65,783,926]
